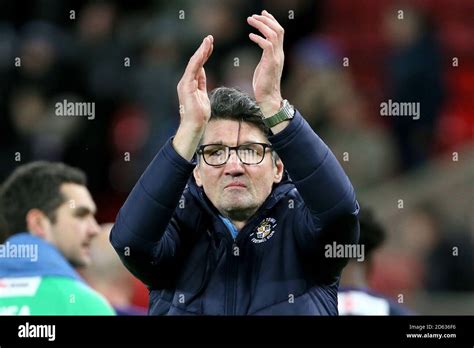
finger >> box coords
[262,10,277,21]
[184,40,207,77]
[249,32,273,51]
[252,14,284,38]
[203,41,214,65]
[197,67,206,91]
[247,16,278,43]
[183,36,212,80]
[203,35,214,59]
[198,35,214,67]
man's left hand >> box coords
[248,10,285,117]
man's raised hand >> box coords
[177,35,214,129]
[173,35,214,161]
[247,10,285,117]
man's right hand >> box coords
[173,35,214,161]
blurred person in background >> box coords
[5,21,80,98]
[0,21,84,178]
[400,205,474,292]
[0,162,115,315]
[81,223,147,315]
[383,5,444,171]
[189,0,250,77]
[318,78,397,191]
[130,15,185,160]
[8,88,86,162]
[338,208,413,315]
[370,203,474,302]
[284,36,343,131]
[284,36,398,190]
[75,1,126,103]
[64,1,129,193]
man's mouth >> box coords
[225,181,247,189]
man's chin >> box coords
[221,194,251,209]
[219,198,259,218]
[69,256,90,268]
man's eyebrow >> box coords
[73,206,96,216]
[204,140,263,146]
[238,141,265,145]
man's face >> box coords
[193,119,283,222]
[48,183,100,267]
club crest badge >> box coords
[250,217,277,243]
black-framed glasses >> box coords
[197,143,272,166]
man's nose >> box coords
[224,150,245,175]
[88,217,101,237]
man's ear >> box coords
[26,209,52,240]
[273,158,284,184]
[193,166,203,187]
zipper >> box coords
[225,238,239,315]
[197,184,282,315]
[223,213,266,315]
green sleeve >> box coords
[0,276,116,315]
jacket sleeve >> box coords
[268,111,359,276]
[109,137,197,287]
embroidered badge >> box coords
[250,217,277,243]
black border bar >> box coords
[0,315,472,346]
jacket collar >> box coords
[0,233,83,281]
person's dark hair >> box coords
[0,161,87,237]
[358,207,386,259]
[209,87,270,136]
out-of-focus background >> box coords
[0,0,472,314]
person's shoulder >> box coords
[338,288,391,315]
[69,280,116,315]
[41,276,115,315]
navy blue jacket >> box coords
[110,111,359,315]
